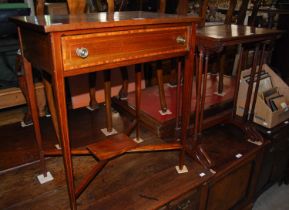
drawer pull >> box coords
[76,47,89,58]
[176,36,186,45]
[177,200,191,210]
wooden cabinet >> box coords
[206,163,252,210]
[159,189,200,210]
[197,124,265,210]
[255,122,289,196]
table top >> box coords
[217,7,289,15]
[11,11,200,33]
[197,24,283,41]
[197,24,283,49]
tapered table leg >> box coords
[135,64,142,142]
[43,77,60,142]
[18,28,47,176]
[49,33,77,210]
[51,72,77,210]
[22,57,47,176]
[181,23,196,152]
[175,59,182,131]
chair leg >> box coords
[18,75,33,126]
[168,58,178,87]
[156,61,168,114]
[118,67,129,100]
[218,52,225,94]
[176,149,188,174]
[87,72,99,111]
[133,64,143,143]
[16,54,33,126]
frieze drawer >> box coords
[61,26,189,71]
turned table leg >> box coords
[156,60,168,114]
[118,66,129,100]
[103,70,113,133]
[87,72,99,111]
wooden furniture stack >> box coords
[10,2,288,210]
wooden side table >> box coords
[194,24,282,167]
[12,12,200,209]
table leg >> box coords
[232,47,244,118]
[135,64,142,142]
[243,44,260,121]
[194,50,204,141]
[43,76,60,142]
[249,43,267,122]
[218,52,225,94]
[22,57,47,176]
[119,66,129,100]
[199,54,209,133]
[156,60,168,114]
[181,28,195,151]
[17,27,47,176]
[51,74,76,210]
[175,59,182,132]
[87,72,99,111]
[104,70,113,133]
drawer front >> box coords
[61,26,189,71]
[206,162,252,210]
[158,189,200,210]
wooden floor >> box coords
[0,104,247,210]
[1,98,288,210]
[0,105,212,209]
[0,105,134,171]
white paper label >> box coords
[235,153,242,159]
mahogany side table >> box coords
[12,12,200,209]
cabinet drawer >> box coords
[206,162,252,210]
[61,26,189,71]
[159,189,200,210]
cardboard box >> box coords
[236,64,289,128]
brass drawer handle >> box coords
[176,36,186,45]
[76,47,89,58]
